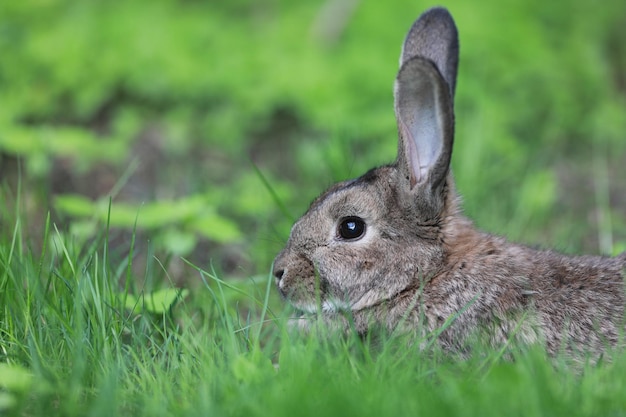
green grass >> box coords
[1,0,626,415]
[2,197,626,417]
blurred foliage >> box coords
[0,0,625,279]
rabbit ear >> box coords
[394,58,454,191]
[400,7,459,96]
[394,7,458,205]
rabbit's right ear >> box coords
[400,7,459,96]
[394,7,458,220]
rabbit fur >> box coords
[273,7,626,357]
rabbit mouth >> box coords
[290,298,351,316]
[323,299,351,313]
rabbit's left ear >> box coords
[394,7,458,207]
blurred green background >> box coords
[1,0,625,283]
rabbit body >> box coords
[273,7,626,357]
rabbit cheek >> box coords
[317,248,384,308]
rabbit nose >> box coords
[273,251,287,282]
[274,267,285,282]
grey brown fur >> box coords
[273,7,626,357]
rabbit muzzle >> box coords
[273,250,328,310]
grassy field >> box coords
[2,196,626,416]
[1,0,626,415]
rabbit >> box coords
[272,7,626,358]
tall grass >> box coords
[2,191,626,417]
[1,0,625,414]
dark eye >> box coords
[338,217,366,240]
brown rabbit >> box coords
[273,7,626,357]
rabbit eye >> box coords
[338,217,366,240]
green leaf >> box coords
[231,352,275,384]
[158,228,197,256]
[194,212,242,243]
[54,194,98,218]
[124,288,189,314]
[54,195,242,244]
[0,363,32,392]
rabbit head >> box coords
[273,7,461,316]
